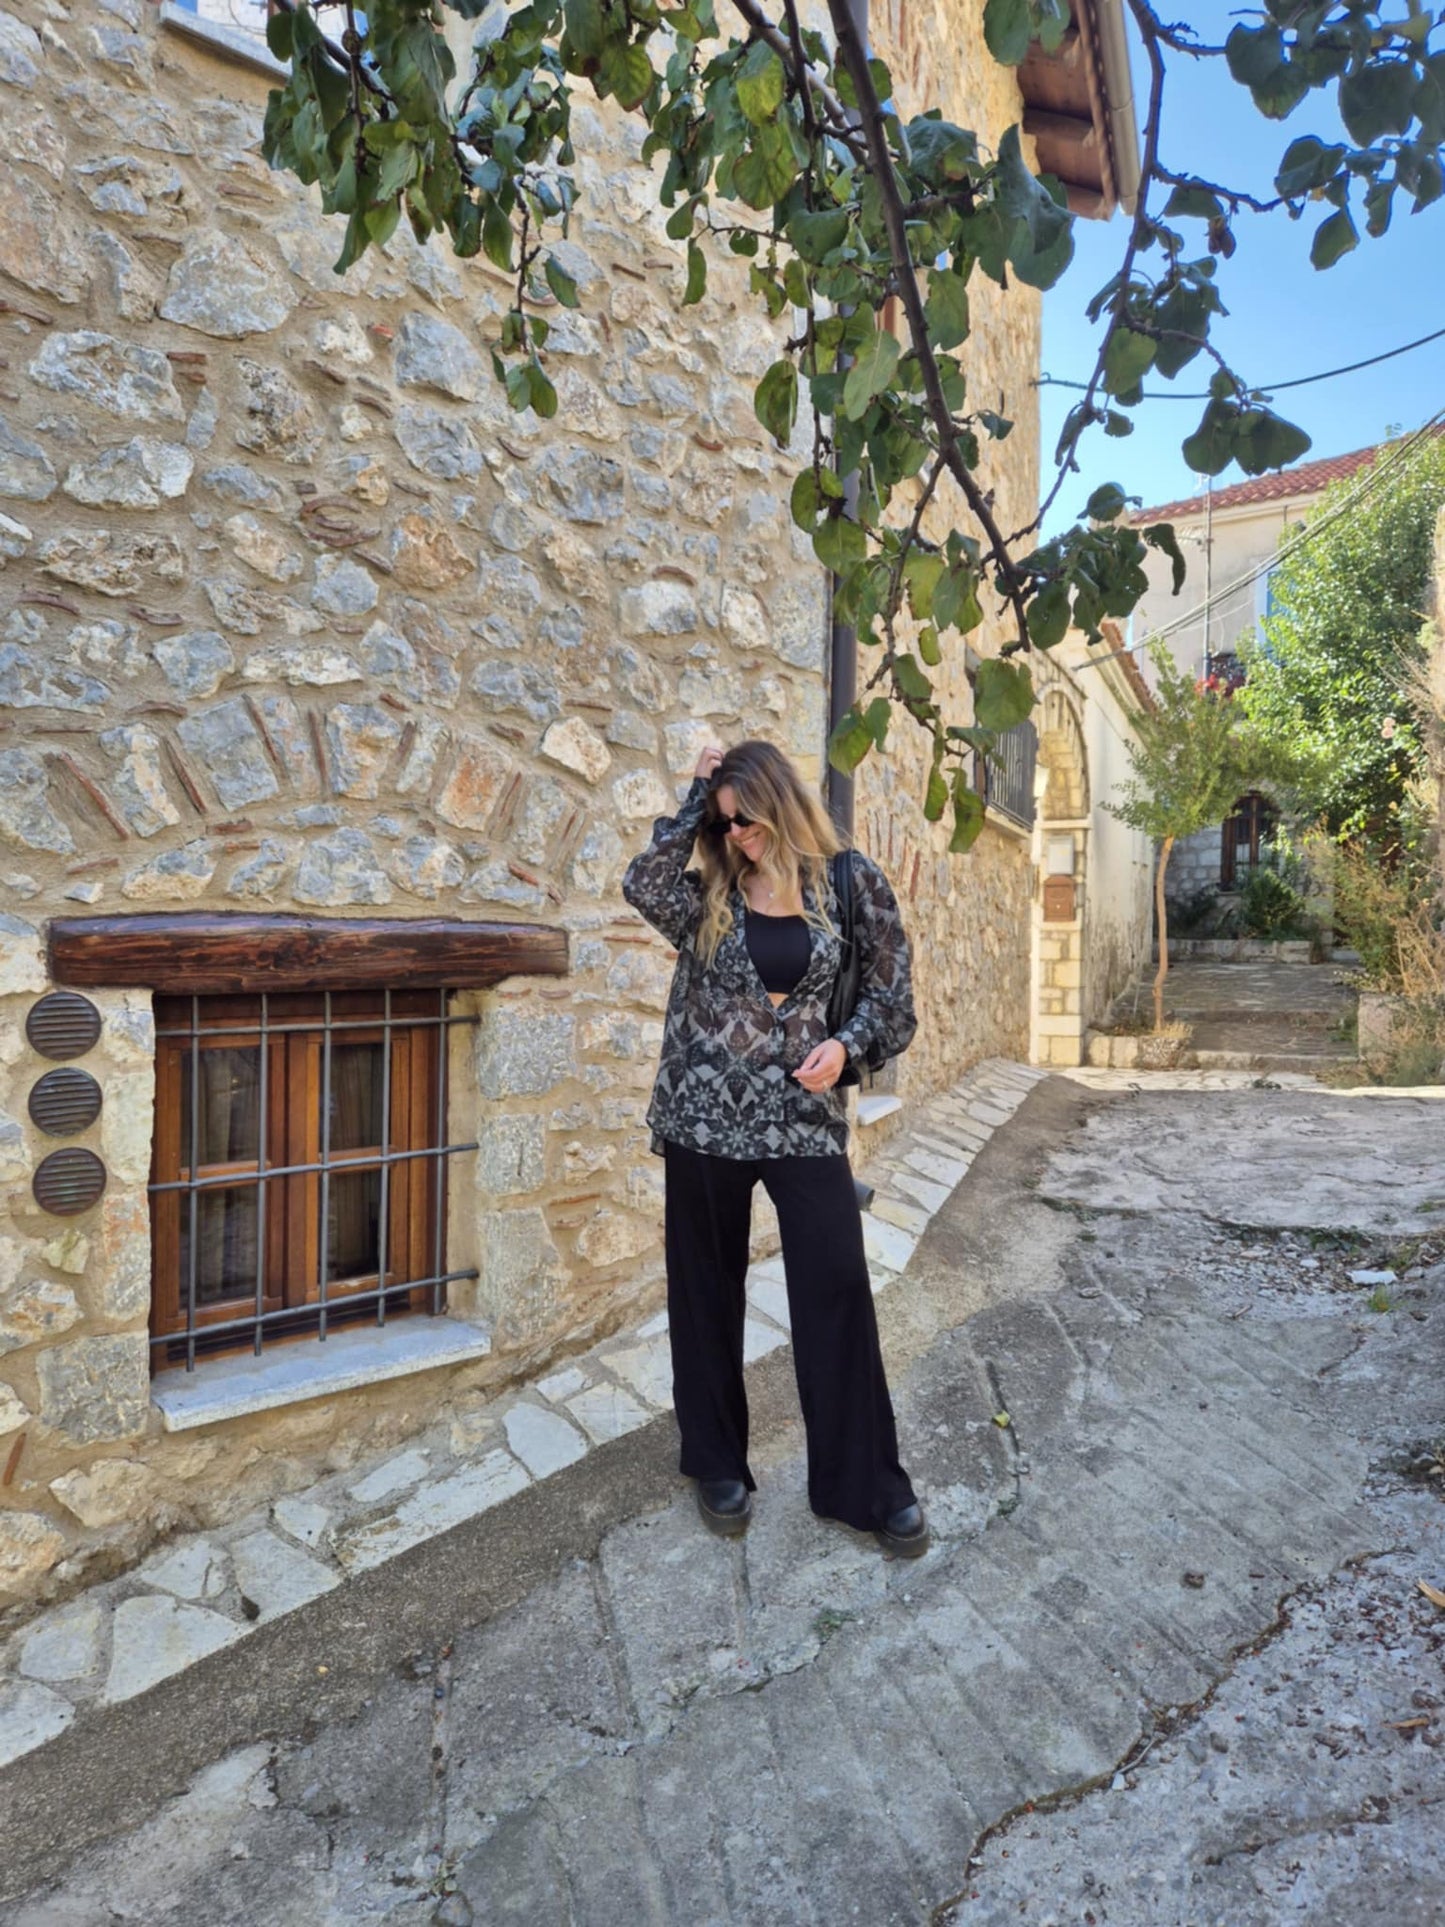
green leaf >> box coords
[1181,399,1238,477]
[950,778,985,853]
[733,124,796,211]
[1026,581,1070,648]
[827,708,875,776]
[1275,135,1345,198]
[736,42,786,125]
[787,207,850,263]
[1339,61,1417,146]
[754,357,798,447]
[975,658,1035,731]
[1163,184,1224,221]
[933,563,983,634]
[918,624,942,667]
[598,41,655,109]
[994,125,1074,289]
[903,550,945,620]
[665,199,696,241]
[544,255,580,308]
[813,513,866,574]
[1144,522,1186,595]
[504,363,532,411]
[842,325,901,421]
[683,239,706,306]
[1234,408,1311,476]
[1102,326,1155,395]
[894,654,933,704]
[1310,205,1358,270]
[527,360,558,418]
[862,697,892,748]
[563,0,605,58]
[482,198,514,272]
[1225,22,1284,87]
[983,0,1032,66]
[1086,482,1127,523]
[924,268,970,350]
[266,7,293,60]
[924,762,948,821]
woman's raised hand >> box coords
[694,745,724,784]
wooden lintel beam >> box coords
[48,913,570,995]
[1023,105,1098,153]
[1064,183,1108,219]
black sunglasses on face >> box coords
[707,810,758,832]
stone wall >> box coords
[0,0,1039,1620]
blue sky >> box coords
[1038,6,1445,531]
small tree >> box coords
[1109,645,1266,1031]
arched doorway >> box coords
[1029,681,1092,1067]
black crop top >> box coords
[744,910,812,996]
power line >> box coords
[1038,322,1445,402]
[1073,404,1445,671]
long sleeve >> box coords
[833,855,918,1068]
[621,777,710,949]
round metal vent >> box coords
[26,993,102,1062]
[28,1068,103,1138]
[33,1148,107,1217]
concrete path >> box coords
[3,1078,1444,1925]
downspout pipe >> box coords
[825,0,869,842]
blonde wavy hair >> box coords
[694,740,845,966]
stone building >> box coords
[0,0,1141,1618]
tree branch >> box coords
[823,0,1032,651]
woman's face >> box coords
[713,783,770,868]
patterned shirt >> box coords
[621,778,918,1159]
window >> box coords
[150,989,467,1369]
[1219,792,1277,889]
[977,719,1039,831]
[159,0,284,75]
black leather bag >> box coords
[827,849,889,1089]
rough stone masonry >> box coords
[0,0,1043,1624]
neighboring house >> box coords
[0,0,1140,1617]
[1125,440,1399,906]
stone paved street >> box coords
[3,1073,1444,1925]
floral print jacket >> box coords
[621,778,917,1159]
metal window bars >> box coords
[976,718,1039,831]
[150,988,479,1373]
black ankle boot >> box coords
[875,1501,930,1558]
[695,1478,752,1537]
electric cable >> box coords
[1038,322,1445,402]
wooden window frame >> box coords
[149,989,455,1369]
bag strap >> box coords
[831,849,856,951]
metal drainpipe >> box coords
[824,0,869,842]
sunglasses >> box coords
[707,810,758,833]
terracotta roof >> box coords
[1128,437,1405,527]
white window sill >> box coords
[151,1318,492,1431]
[157,1,287,78]
[982,809,1033,845]
[856,1093,904,1128]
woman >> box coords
[621,739,928,1556]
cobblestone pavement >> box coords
[3,1077,1444,1926]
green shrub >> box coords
[1236,863,1312,939]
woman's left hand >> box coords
[793,1039,848,1092]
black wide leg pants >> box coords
[663,1138,916,1532]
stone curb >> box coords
[0,1057,1048,1773]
